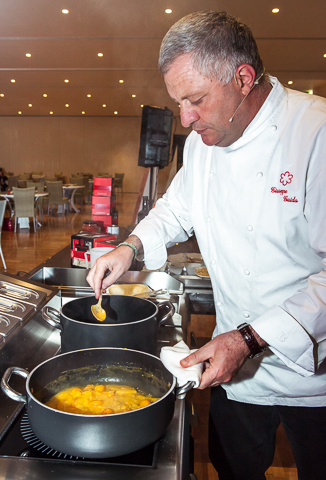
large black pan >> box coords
[1,348,191,458]
[42,294,174,354]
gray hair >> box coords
[159,11,264,85]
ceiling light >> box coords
[0,94,4,97]
[97,53,103,57]
[114,111,118,115]
[132,94,136,98]
[272,8,279,13]
[87,94,91,98]
[43,93,47,97]
[28,104,32,107]
[82,111,85,114]
[288,81,293,85]
[26,53,31,57]
[64,79,69,83]
[102,104,107,107]
[18,111,22,114]
[140,104,144,107]
[324,54,326,58]
[165,9,172,13]
[65,104,69,107]
[119,80,124,83]
[11,79,15,83]
[62,9,69,14]
[50,111,53,115]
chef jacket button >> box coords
[256,172,263,178]
[209,171,215,178]
[270,125,277,131]
[208,217,212,222]
[243,311,250,318]
[247,225,253,231]
[217,301,222,307]
[244,269,250,275]
[211,260,216,265]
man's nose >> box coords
[180,106,200,128]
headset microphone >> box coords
[229,71,264,123]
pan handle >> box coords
[157,301,176,326]
[42,306,62,330]
[176,380,196,399]
[1,366,29,404]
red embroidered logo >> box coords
[280,172,293,186]
[283,196,298,203]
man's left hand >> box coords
[180,330,250,389]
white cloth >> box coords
[133,76,326,406]
[160,340,203,388]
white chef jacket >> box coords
[132,77,326,406]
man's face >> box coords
[164,54,244,147]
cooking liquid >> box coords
[46,383,159,415]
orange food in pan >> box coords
[45,384,159,415]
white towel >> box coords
[160,340,203,388]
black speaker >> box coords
[138,105,174,168]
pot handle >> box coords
[42,306,62,330]
[157,301,176,326]
[176,380,196,399]
[1,366,29,404]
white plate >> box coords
[194,266,210,279]
[168,253,203,265]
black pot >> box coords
[42,294,174,354]
[1,348,180,458]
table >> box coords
[0,191,49,229]
[62,184,84,213]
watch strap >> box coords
[237,323,266,359]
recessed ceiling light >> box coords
[43,93,47,97]
[64,79,69,83]
[18,111,22,114]
[28,104,32,107]
[165,9,172,14]
[50,111,53,115]
[132,94,136,98]
[324,54,326,58]
[82,111,85,114]
[11,79,15,83]
[102,104,107,107]
[26,53,31,57]
[114,111,118,115]
[0,94,4,97]
[62,9,69,14]
[288,81,293,85]
[87,94,91,98]
[272,8,279,13]
[65,104,69,107]
[140,104,144,107]
[119,80,124,83]
[97,53,104,57]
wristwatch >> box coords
[237,323,266,358]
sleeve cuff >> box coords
[251,305,316,375]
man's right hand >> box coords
[86,246,133,298]
[86,235,143,298]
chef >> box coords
[87,11,326,480]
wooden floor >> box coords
[0,193,298,480]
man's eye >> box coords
[191,98,202,106]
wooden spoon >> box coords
[91,293,107,322]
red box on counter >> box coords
[92,210,118,227]
[93,177,114,196]
[71,232,117,268]
[92,195,116,215]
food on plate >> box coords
[46,383,159,415]
[108,284,151,296]
[194,266,210,278]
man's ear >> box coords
[234,64,256,96]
